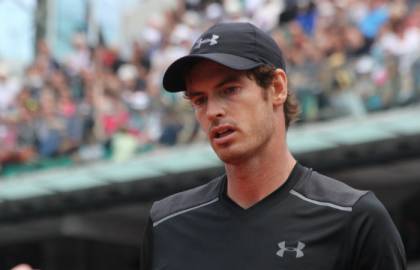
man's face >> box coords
[185,60,280,164]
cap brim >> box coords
[162,53,262,92]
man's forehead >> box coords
[185,63,245,94]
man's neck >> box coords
[225,147,296,209]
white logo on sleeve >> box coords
[276,241,306,258]
[194,34,219,49]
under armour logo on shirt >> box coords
[276,241,306,258]
[194,34,219,49]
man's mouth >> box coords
[214,128,235,138]
[210,124,237,143]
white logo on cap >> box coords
[194,34,219,49]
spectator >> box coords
[35,87,65,157]
[0,63,20,113]
[359,0,390,43]
[10,264,33,270]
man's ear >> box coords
[271,69,288,106]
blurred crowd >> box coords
[0,0,419,176]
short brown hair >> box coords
[247,66,300,129]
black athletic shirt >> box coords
[141,163,406,270]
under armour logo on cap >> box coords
[194,34,219,49]
[276,241,306,258]
[163,22,287,92]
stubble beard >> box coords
[212,127,273,166]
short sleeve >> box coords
[347,192,406,270]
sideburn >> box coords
[246,66,276,101]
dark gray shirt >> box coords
[141,164,406,270]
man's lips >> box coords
[209,124,237,142]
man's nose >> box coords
[206,98,225,121]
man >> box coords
[141,22,406,270]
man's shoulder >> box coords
[293,167,369,211]
[150,175,224,225]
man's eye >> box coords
[223,87,239,96]
[192,97,207,107]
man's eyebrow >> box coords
[184,91,202,99]
[185,73,242,98]
[214,74,242,89]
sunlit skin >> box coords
[185,60,296,209]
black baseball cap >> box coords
[162,22,286,92]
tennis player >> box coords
[141,22,406,270]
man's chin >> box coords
[212,146,246,165]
